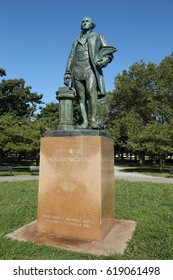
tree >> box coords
[138,122,173,170]
[38,102,59,130]
[0,69,44,164]
[0,114,44,164]
[0,77,43,119]
[156,53,173,123]
[0,68,6,77]
[98,54,173,165]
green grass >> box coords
[0,179,173,259]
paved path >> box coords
[0,175,39,182]
[0,167,173,184]
[114,166,173,183]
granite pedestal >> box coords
[37,132,115,241]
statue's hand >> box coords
[64,73,71,86]
[96,57,110,68]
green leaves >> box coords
[0,70,45,162]
[0,68,6,77]
[0,114,44,160]
[38,102,60,130]
[98,53,173,163]
[0,78,43,118]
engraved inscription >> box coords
[56,148,81,154]
[43,214,65,224]
[48,156,90,163]
[43,214,94,228]
[48,147,90,163]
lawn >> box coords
[0,179,173,260]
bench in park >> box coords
[29,166,39,175]
[0,166,13,175]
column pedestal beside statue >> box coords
[56,87,76,130]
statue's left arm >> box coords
[96,34,114,68]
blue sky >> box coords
[1,0,173,105]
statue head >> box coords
[81,17,96,31]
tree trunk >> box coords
[139,154,145,165]
[36,155,40,166]
[0,153,4,164]
[159,157,165,172]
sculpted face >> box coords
[81,17,93,31]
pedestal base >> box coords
[6,219,136,256]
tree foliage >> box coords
[0,68,6,77]
[0,77,43,119]
[38,102,59,130]
[98,53,173,168]
[0,114,44,163]
[0,69,45,163]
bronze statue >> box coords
[64,16,117,129]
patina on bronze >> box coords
[64,16,117,129]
